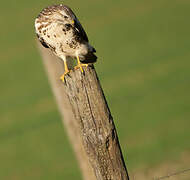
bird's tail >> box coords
[81,52,97,64]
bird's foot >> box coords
[74,63,88,73]
[60,70,70,82]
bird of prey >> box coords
[35,4,97,81]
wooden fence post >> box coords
[63,65,129,180]
[37,43,130,180]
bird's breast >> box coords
[36,21,89,58]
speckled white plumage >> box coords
[35,4,97,64]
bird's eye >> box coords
[64,16,68,19]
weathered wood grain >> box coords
[64,65,129,180]
[37,43,96,180]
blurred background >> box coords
[0,0,190,179]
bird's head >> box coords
[51,4,76,27]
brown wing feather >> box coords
[74,18,89,42]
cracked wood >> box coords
[64,65,129,180]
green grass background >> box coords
[0,0,190,179]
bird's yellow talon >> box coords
[60,75,65,82]
[74,55,88,72]
[60,70,70,82]
[74,63,88,72]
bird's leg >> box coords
[60,58,70,82]
[74,55,88,73]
